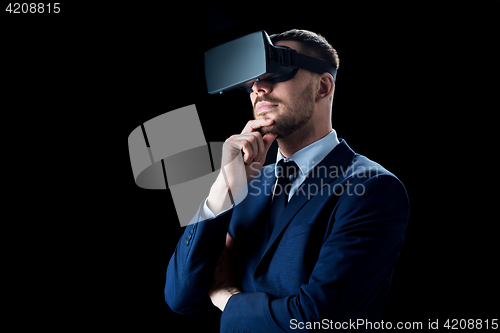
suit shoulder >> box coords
[347,154,398,181]
[336,157,410,222]
[344,154,408,198]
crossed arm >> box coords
[208,232,240,311]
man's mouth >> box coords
[255,102,278,114]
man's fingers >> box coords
[226,132,268,164]
[254,132,265,156]
[223,119,275,175]
[241,118,274,134]
[239,135,258,164]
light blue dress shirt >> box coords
[274,129,339,201]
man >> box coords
[165,29,409,332]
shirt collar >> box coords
[275,129,340,178]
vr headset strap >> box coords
[296,53,337,82]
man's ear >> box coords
[316,73,335,100]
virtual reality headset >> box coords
[205,30,337,95]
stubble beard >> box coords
[253,81,315,139]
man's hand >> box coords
[223,118,277,182]
[207,119,277,215]
[209,233,241,311]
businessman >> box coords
[165,29,409,332]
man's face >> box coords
[250,41,317,139]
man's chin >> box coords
[259,125,286,139]
[258,125,276,135]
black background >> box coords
[2,1,498,331]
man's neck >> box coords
[277,125,333,158]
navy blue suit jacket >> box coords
[165,140,409,332]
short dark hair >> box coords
[270,29,339,70]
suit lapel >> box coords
[256,140,355,273]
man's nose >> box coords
[251,79,273,95]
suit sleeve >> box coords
[220,175,409,332]
[165,202,233,314]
